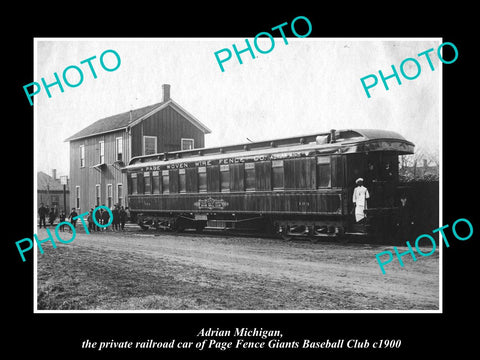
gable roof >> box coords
[64,99,211,142]
[37,171,66,192]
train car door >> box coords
[346,153,367,213]
[365,151,398,208]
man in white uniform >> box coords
[352,178,370,222]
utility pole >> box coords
[60,175,68,213]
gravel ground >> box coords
[36,228,440,311]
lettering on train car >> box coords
[195,160,213,167]
[145,165,162,171]
[219,158,246,164]
[142,152,312,172]
[166,162,189,169]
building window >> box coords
[181,138,194,150]
[179,169,186,193]
[107,184,113,208]
[79,145,85,168]
[245,162,255,191]
[117,184,123,206]
[144,172,151,194]
[99,141,105,164]
[220,164,230,192]
[116,137,123,161]
[95,184,101,206]
[75,186,80,209]
[131,173,137,194]
[162,170,169,194]
[152,171,160,194]
[198,166,207,192]
[272,160,284,190]
[143,136,157,155]
[317,156,332,188]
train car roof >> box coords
[125,128,414,170]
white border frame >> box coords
[33,37,443,314]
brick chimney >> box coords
[162,84,171,102]
[52,169,57,180]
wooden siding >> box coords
[131,105,205,157]
[185,168,198,192]
[126,154,348,216]
[230,163,244,191]
[255,161,271,190]
[331,155,345,188]
[37,190,70,213]
[128,191,343,215]
[69,129,129,212]
[284,157,316,190]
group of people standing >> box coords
[38,203,61,228]
[85,205,130,232]
[38,203,130,233]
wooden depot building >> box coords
[65,84,211,213]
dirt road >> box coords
[36,229,439,310]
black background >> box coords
[5,6,476,358]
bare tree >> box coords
[399,147,439,182]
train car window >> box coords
[230,163,244,192]
[255,161,272,190]
[331,155,345,188]
[284,158,316,189]
[137,172,144,194]
[162,170,169,194]
[207,165,220,192]
[272,160,284,190]
[179,169,186,193]
[169,169,179,193]
[245,162,255,191]
[346,154,364,187]
[365,152,398,183]
[317,156,332,188]
[220,164,230,192]
[186,168,198,193]
[143,171,152,194]
[131,173,138,194]
[380,153,398,181]
[152,171,160,194]
[198,167,207,192]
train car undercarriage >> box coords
[133,209,397,242]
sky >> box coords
[35,38,441,178]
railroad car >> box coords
[123,129,414,240]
